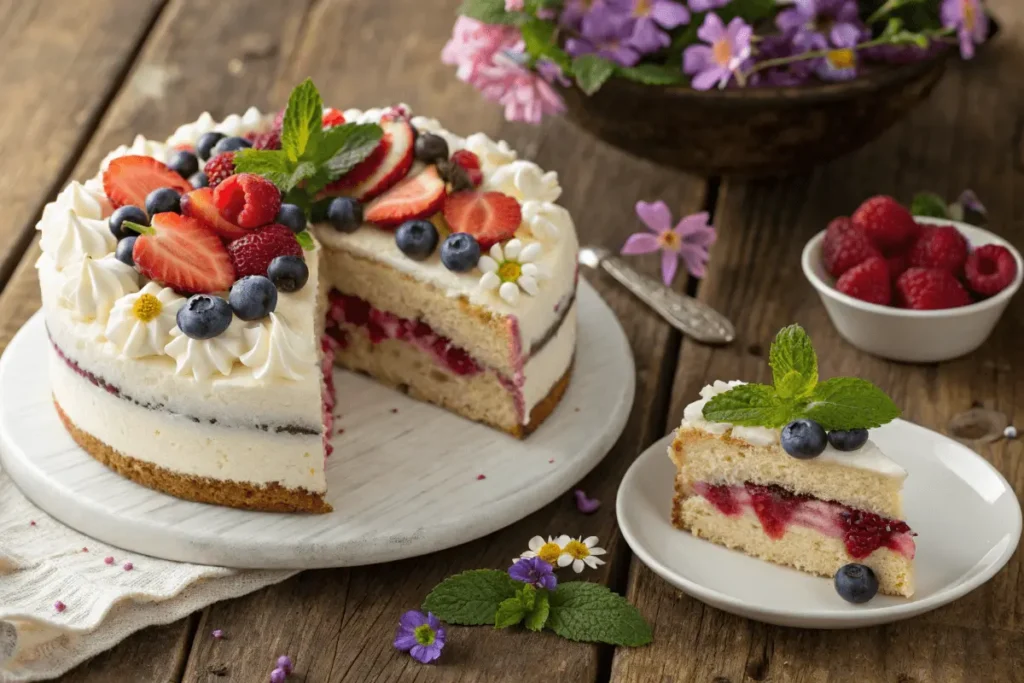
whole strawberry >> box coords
[822,217,880,278]
[965,244,1019,296]
[908,225,968,275]
[203,153,236,188]
[851,196,918,254]
[228,224,303,278]
[836,256,891,305]
[896,267,972,310]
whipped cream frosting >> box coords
[165,106,269,148]
[485,160,561,204]
[58,255,139,323]
[165,319,248,381]
[40,181,111,224]
[39,209,117,271]
[105,282,185,358]
[240,312,315,381]
[100,134,170,169]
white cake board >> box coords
[0,281,634,569]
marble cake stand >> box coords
[0,281,634,569]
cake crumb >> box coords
[54,601,66,613]
[212,629,224,640]
[104,556,115,565]
[390,408,399,414]
[337,428,345,435]
[548,459,555,464]
[123,562,134,571]
[476,474,486,480]
[81,547,88,552]
[29,520,36,526]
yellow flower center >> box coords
[826,48,855,70]
[634,0,650,17]
[712,38,733,67]
[414,624,435,646]
[536,542,562,564]
[131,294,163,323]
[564,539,590,560]
[658,231,681,251]
[497,261,522,283]
[963,0,975,30]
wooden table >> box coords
[1,0,1021,680]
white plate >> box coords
[617,424,1022,628]
[0,281,634,569]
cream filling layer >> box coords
[520,301,576,423]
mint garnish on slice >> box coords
[702,324,900,431]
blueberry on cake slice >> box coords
[669,325,914,600]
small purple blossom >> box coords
[566,10,641,66]
[276,656,293,674]
[957,189,986,216]
[622,201,716,286]
[211,629,224,640]
[508,557,558,590]
[817,47,857,81]
[575,489,601,514]
[394,610,446,664]
[536,58,571,86]
[777,0,865,52]
[269,669,286,683]
[683,13,753,90]
[942,0,988,59]
[688,0,730,10]
[625,0,691,54]
[561,0,604,30]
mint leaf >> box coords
[547,582,652,646]
[422,569,519,625]
[911,191,949,219]
[495,596,526,628]
[457,0,518,24]
[616,64,686,85]
[281,78,323,163]
[768,324,817,396]
[524,591,550,632]
[295,231,315,251]
[233,149,295,190]
[517,584,536,611]
[800,377,901,430]
[702,383,794,428]
[321,123,385,177]
[572,55,615,95]
[776,370,808,400]
[520,19,571,70]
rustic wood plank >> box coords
[57,616,199,683]
[611,1,1024,681]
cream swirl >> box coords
[463,133,517,173]
[214,106,270,138]
[239,313,315,380]
[58,256,139,323]
[165,112,217,148]
[164,319,247,381]
[40,209,117,271]
[409,115,466,153]
[486,161,561,203]
[520,200,571,243]
[105,282,185,358]
[100,134,169,168]
[39,181,110,226]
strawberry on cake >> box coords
[36,79,577,513]
[669,325,914,602]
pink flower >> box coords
[505,0,525,9]
[442,17,520,84]
[621,201,715,286]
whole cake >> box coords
[668,326,915,600]
[36,80,578,513]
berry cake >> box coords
[668,326,915,599]
[35,80,577,513]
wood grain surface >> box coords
[0,0,1020,680]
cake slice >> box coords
[668,326,915,599]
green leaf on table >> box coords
[910,191,950,218]
[616,64,686,85]
[702,383,795,428]
[572,55,616,95]
[233,149,295,190]
[281,78,324,163]
[547,582,652,646]
[801,377,902,430]
[457,0,518,24]
[422,569,519,625]
[768,323,818,396]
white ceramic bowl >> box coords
[802,217,1023,363]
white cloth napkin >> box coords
[0,469,295,682]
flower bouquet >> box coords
[442,0,993,175]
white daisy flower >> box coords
[477,239,547,306]
[557,536,606,573]
[519,534,571,566]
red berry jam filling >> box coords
[326,290,482,377]
[692,481,916,560]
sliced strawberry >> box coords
[364,167,446,228]
[322,108,346,128]
[325,118,415,201]
[181,187,248,241]
[132,213,235,294]
[319,136,391,197]
[103,156,192,209]
[442,191,522,250]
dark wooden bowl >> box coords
[561,55,948,177]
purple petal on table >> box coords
[575,489,602,514]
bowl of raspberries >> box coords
[802,195,1022,363]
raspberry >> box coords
[886,253,909,282]
[450,150,483,187]
[227,225,302,278]
[214,173,282,229]
[821,217,880,277]
[896,267,972,310]
[838,508,912,559]
[965,244,1019,296]
[836,256,891,305]
[908,225,968,275]
[851,195,918,254]
[203,153,236,188]
[250,130,281,150]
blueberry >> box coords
[395,220,439,260]
[189,171,209,189]
[167,150,199,179]
[310,199,332,224]
[145,187,182,216]
[196,132,226,161]
[834,563,879,604]
[327,197,363,233]
[115,236,137,266]
[267,255,309,293]
[440,232,481,272]
[780,419,827,459]
[828,428,869,452]
[177,295,233,339]
[275,204,307,234]
[229,275,278,321]
[414,133,449,164]
[108,205,148,240]
[211,135,252,156]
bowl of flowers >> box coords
[442,0,994,176]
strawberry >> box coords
[364,166,446,228]
[450,150,483,187]
[321,137,391,197]
[180,187,248,241]
[324,118,415,201]
[965,244,1019,297]
[907,225,968,275]
[836,256,891,305]
[896,267,972,310]
[214,173,281,229]
[227,224,303,278]
[851,196,918,254]
[203,153,236,188]
[443,191,522,250]
[131,213,235,294]
[821,217,880,277]
[249,130,281,150]
[322,108,346,128]
[102,156,192,209]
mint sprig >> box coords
[547,582,652,647]
[702,325,900,431]
[422,570,519,625]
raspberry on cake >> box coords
[668,325,913,600]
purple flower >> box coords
[508,557,558,590]
[816,47,857,81]
[942,0,988,59]
[683,13,753,90]
[751,31,814,87]
[536,58,571,86]
[776,0,865,52]
[622,201,716,285]
[625,0,691,54]
[566,9,641,66]
[394,610,446,664]
[561,0,604,29]
[688,0,729,10]
[574,489,601,514]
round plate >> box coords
[0,281,634,569]
[617,425,1022,628]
